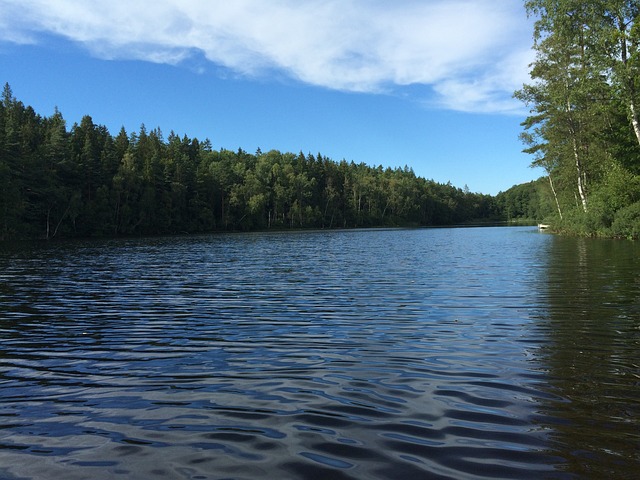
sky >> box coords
[0,0,541,195]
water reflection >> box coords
[0,228,638,479]
[538,235,640,477]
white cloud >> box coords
[0,0,534,114]
[433,47,536,114]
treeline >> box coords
[0,84,500,240]
[495,177,557,222]
[516,0,640,239]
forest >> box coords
[3,2,640,240]
[0,84,502,240]
[515,0,640,239]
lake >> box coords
[0,227,638,479]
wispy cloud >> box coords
[0,0,533,114]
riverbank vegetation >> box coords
[0,84,501,240]
[516,0,640,239]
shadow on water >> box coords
[535,235,640,478]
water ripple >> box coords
[1,228,638,479]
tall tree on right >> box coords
[596,0,640,148]
[518,0,640,217]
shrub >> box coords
[610,202,640,239]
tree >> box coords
[0,83,22,238]
[596,0,640,147]
[518,0,640,235]
[521,1,603,212]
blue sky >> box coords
[0,0,541,195]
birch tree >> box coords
[596,0,640,147]
[519,0,617,213]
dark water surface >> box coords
[0,227,638,479]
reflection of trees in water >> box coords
[538,236,640,478]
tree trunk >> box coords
[573,138,588,213]
[548,174,563,220]
[381,199,390,222]
[53,202,72,239]
[629,99,640,146]
[566,96,588,213]
[617,16,640,148]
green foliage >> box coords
[516,0,640,238]
[0,85,501,240]
[610,202,640,239]
[495,177,556,222]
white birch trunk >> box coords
[548,174,563,220]
[573,138,588,213]
[565,96,588,213]
[629,99,640,147]
[617,17,640,148]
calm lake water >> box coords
[0,227,638,479]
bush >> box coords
[610,202,640,239]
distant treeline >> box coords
[1,84,506,240]
[495,178,557,224]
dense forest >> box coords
[516,0,640,239]
[3,3,640,240]
[0,84,503,240]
